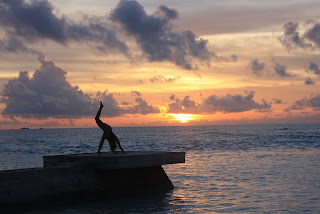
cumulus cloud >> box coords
[290,94,320,111]
[167,91,271,114]
[272,59,292,77]
[279,21,320,51]
[149,75,180,83]
[306,62,320,77]
[0,0,129,56]
[110,0,218,70]
[168,96,198,113]
[128,97,160,115]
[1,54,97,118]
[304,23,320,47]
[249,58,265,75]
[202,91,271,113]
[304,77,315,85]
[278,22,309,50]
[0,54,159,118]
[95,90,124,116]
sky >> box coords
[0,0,320,129]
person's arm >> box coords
[97,135,105,155]
[116,138,125,153]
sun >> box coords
[171,113,194,123]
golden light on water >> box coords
[171,113,194,123]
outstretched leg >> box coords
[95,101,104,129]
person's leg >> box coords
[95,102,105,129]
[97,136,105,154]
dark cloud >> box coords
[230,54,238,62]
[157,4,179,20]
[306,62,320,77]
[0,36,40,54]
[149,75,180,83]
[0,0,234,70]
[278,22,309,50]
[0,0,67,43]
[272,99,283,104]
[290,94,320,111]
[110,0,216,70]
[128,97,160,115]
[0,0,130,56]
[304,23,320,47]
[0,54,158,118]
[304,77,315,85]
[95,90,124,116]
[66,18,130,56]
[1,54,97,118]
[168,96,198,113]
[279,21,320,51]
[169,94,175,101]
[272,59,292,77]
[167,91,271,114]
[202,91,271,113]
[249,58,265,75]
[131,90,141,96]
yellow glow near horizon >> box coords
[171,113,194,123]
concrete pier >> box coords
[0,151,185,208]
[43,151,185,168]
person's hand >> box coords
[100,101,104,108]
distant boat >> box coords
[21,127,29,130]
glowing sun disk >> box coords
[171,114,194,123]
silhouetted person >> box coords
[95,101,125,154]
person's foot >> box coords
[100,101,104,108]
[97,151,101,155]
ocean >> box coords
[1,124,320,213]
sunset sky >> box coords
[0,0,320,129]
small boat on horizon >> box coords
[21,127,30,130]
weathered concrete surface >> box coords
[0,166,95,204]
[43,151,185,168]
[0,151,185,208]
[94,165,174,193]
[0,165,173,206]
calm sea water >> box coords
[1,124,320,213]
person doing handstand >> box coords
[95,101,125,154]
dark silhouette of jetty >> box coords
[0,151,185,209]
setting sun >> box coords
[171,114,194,123]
